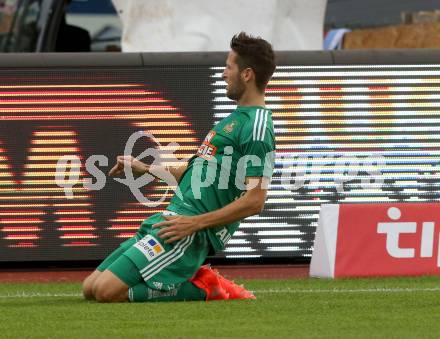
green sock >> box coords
[129,281,206,302]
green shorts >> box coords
[96,236,141,286]
[97,212,210,291]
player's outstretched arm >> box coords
[151,163,188,183]
[108,155,149,177]
[108,155,187,182]
[153,177,269,243]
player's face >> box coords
[222,51,246,102]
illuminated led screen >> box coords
[1,58,440,262]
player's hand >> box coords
[153,215,201,244]
[108,155,148,177]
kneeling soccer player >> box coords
[82,32,276,302]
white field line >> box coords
[0,292,82,299]
[1,287,440,299]
[253,287,440,294]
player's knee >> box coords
[82,277,95,300]
[93,280,114,302]
[82,270,101,300]
[93,278,127,303]
[94,288,113,303]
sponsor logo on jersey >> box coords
[134,235,165,261]
[197,130,217,160]
[216,227,232,245]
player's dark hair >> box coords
[230,32,276,92]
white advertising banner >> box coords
[309,204,339,278]
[112,0,326,51]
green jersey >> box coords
[166,106,275,252]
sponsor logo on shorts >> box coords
[134,235,165,261]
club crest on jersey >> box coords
[197,130,217,160]
[134,235,165,261]
[223,120,237,133]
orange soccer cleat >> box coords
[190,265,229,301]
[214,268,256,300]
[190,265,256,301]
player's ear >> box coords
[241,68,253,83]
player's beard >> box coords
[226,74,246,102]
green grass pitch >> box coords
[1,276,440,338]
